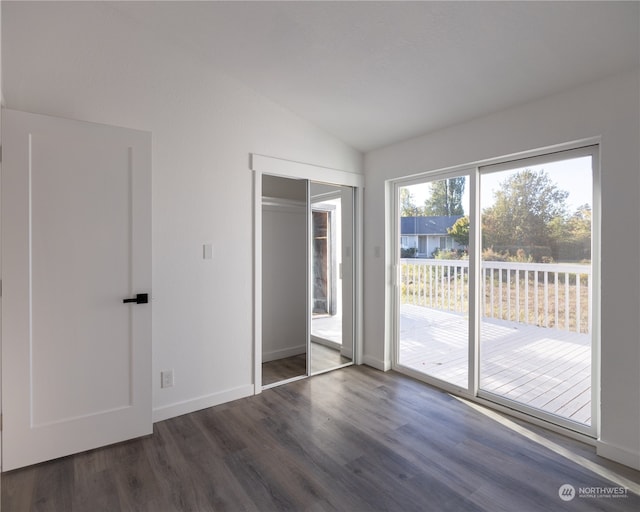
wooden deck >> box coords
[311,312,342,343]
[399,304,591,425]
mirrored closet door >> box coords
[261,175,308,386]
[261,176,355,388]
[310,182,354,374]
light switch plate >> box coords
[203,243,213,260]
[161,370,174,388]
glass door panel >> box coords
[261,175,308,386]
[310,182,355,374]
[479,154,593,427]
[397,176,470,388]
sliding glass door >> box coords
[394,146,598,434]
[478,150,595,429]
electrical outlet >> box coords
[161,370,174,388]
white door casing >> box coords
[251,154,364,391]
[340,186,355,359]
[1,109,152,470]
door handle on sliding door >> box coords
[123,293,149,304]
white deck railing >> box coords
[400,259,591,334]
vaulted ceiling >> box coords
[82,1,640,151]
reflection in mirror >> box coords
[310,182,354,374]
[261,175,308,386]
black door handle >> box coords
[123,293,149,304]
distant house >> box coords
[400,216,464,258]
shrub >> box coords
[482,246,552,263]
[482,247,509,262]
[401,247,418,258]
[434,249,467,260]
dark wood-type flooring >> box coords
[262,353,306,386]
[3,365,640,511]
[262,343,351,386]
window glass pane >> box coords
[397,176,470,388]
[479,156,593,426]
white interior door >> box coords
[1,109,152,471]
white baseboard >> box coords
[596,440,640,470]
[310,335,342,350]
[262,344,306,363]
[153,384,254,423]
[341,348,354,359]
[363,354,391,371]
[310,335,355,359]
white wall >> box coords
[1,2,362,422]
[364,70,640,468]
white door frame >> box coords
[251,154,364,394]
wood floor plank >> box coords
[71,469,121,512]
[110,437,164,512]
[31,456,74,512]
[2,464,36,511]
[2,365,639,512]
[262,354,307,386]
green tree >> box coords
[424,178,466,216]
[482,169,569,257]
[567,204,591,242]
[448,215,470,247]
[400,188,421,217]
[550,203,591,261]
